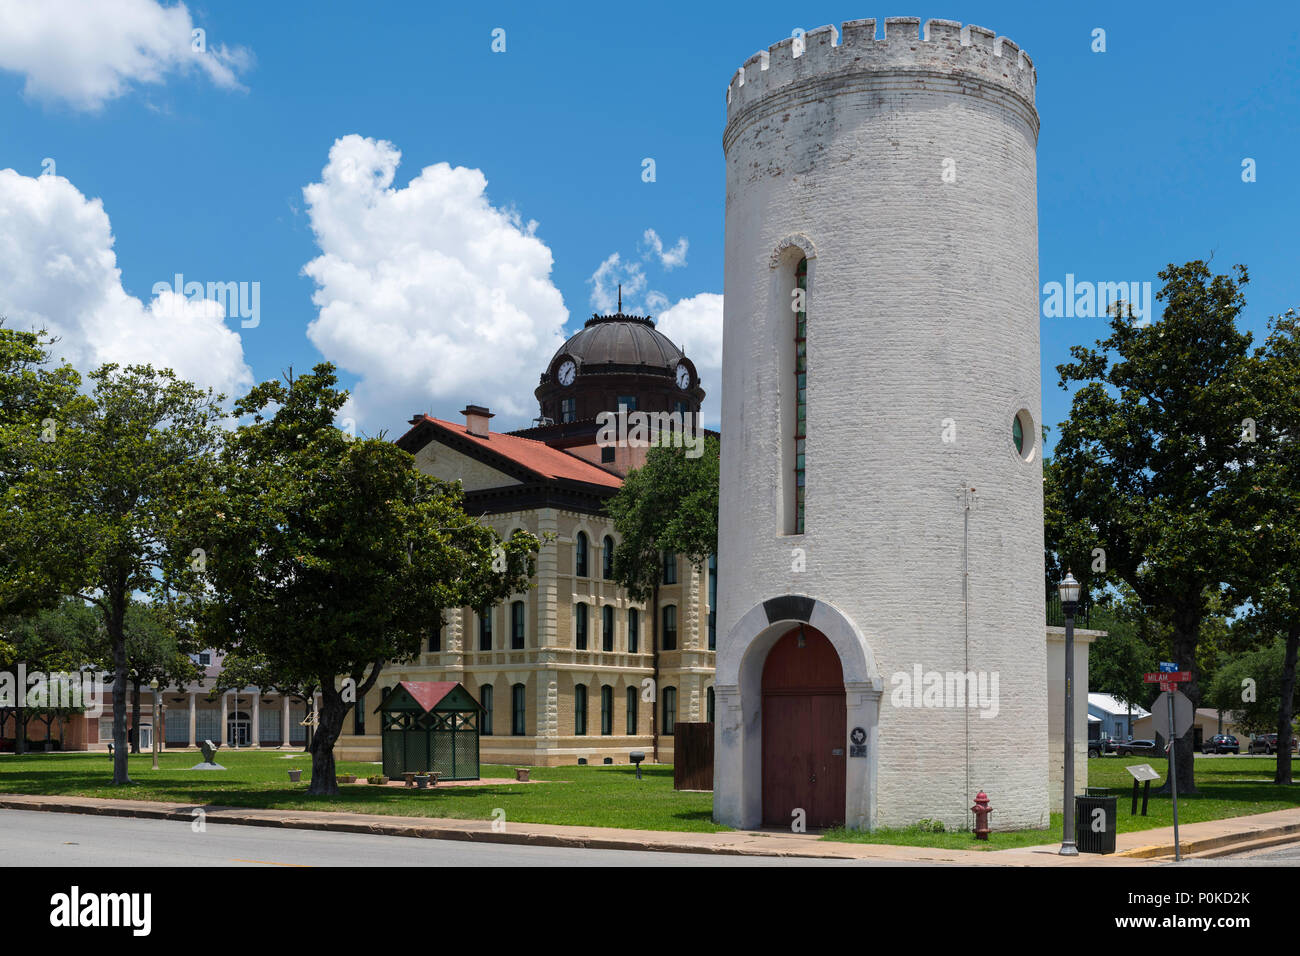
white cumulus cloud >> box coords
[655,292,723,427]
[301,135,570,432]
[641,228,688,270]
[0,167,254,399]
[0,0,251,111]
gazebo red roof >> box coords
[395,680,461,713]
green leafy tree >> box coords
[0,596,99,749]
[192,365,537,795]
[606,435,719,758]
[1233,307,1300,781]
[0,326,83,618]
[1046,261,1257,793]
[6,363,225,782]
[1207,640,1298,739]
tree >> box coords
[192,364,537,795]
[606,434,719,759]
[1046,261,1257,793]
[105,601,202,753]
[0,325,82,619]
[1233,307,1300,782]
[1087,595,1158,722]
[1207,639,1298,739]
[0,596,99,751]
[6,363,225,783]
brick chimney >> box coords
[461,405,494,438]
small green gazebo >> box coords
[377,681,482,781]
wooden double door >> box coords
[761,626,846,829]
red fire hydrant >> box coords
[971,791,993,840]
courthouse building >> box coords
[337,304,716,766]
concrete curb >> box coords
[1117,819,1300,860]
[0,796,864,860]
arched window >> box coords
[662,686,677,736]
[511,683,526,735]
[626,685,638,734]
[478,607,493,651]
[511,601,525,649]
[627,608,639,654]
[601,685,613,735]
[661,604,677,651]
[707,685,715,724]
[602,535,615,579]
[575,602,588,650]
[575,531,589,577]
[481,684,494,736]
[794,256,807,534]
[574,684,588,735]
[602,605,614,652]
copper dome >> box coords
[548,312,685,371]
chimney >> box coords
[461,405,494,438]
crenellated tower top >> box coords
[724,18,1038,145]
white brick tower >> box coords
[714,18,1046,831]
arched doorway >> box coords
[761,625,845,828]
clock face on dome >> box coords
[675,363,691,390]
[557,359,577,386]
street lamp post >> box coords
[1059,571,1081,856]
[149,678,160,771]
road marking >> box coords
[230,858,311,867]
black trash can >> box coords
[1075,788,1118,854]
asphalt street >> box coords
[0,808,893,867]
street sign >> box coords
[1151,689,1194,740]
[1159,661,1177,672]
[1144,671,1191,683]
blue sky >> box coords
[0,0,1296,448]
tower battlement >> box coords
[725,17,1036,127]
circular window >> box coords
[1012,409,1035,462]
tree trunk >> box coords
[1157,611,1200,795]
[130,676,142,754]
[1276,623,1298,785]
[305,685,345,796]
[109,592,132,785]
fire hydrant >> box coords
[971,791,993,840]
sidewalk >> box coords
[1,792,1297,864]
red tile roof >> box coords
[397,681,461,713]
[406,415,623,489]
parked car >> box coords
[1087,737,1119,757]
[1117,739,1159,757]
[1249,733,1300,755]
[1202,734,1240,754]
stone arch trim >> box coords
[769,232,818,269]
[717,594,881,687]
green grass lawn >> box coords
[3,751,1296,844]
[824,755,1300,850]
[0,750,726,832]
